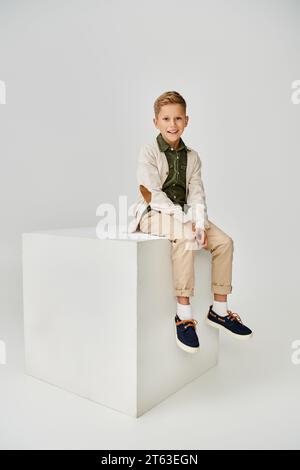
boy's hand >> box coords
[192,224,208,249]
[199,229,208,249]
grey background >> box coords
[0,0,299,449]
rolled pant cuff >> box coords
[212,284,232,295]
[174,289,194,297]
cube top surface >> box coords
[22,226,167,242]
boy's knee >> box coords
[224,236,234,250]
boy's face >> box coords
[153,104,189,148]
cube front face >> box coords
[23,233,138,417]
[22,230,219,418]
[137,241,219,417]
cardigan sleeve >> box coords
[186,152,210,230]
[137,144,180,213]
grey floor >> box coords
[1,293,299,450]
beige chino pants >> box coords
[139,209,234,297]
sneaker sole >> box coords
[206,317,253,340]
[174,321,200,354]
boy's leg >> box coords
[203,221,253,338]
[139,211,234,298]
[204,220,234,296]
[139,210,199,299]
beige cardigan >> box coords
[128,138,210,233]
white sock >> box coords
[177,302,193,320]
[212,300,228,317]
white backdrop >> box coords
[0,0,299,449]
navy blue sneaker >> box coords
[206,305,253,340]
[174,314,200,353]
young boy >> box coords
[128,91,253,354]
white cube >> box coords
[22,226,219,418]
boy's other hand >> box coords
[192,224,208,249]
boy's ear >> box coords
[139,185,152,203]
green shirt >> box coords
[156,132,188,210]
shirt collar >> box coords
[156,132,191,152]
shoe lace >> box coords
[226,310,243,324]
[176,318,198,330]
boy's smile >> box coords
[153,103,189,150]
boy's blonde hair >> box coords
[154,91,186,118]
